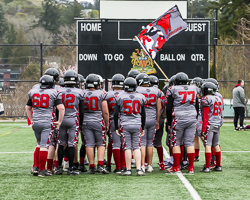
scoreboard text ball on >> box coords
[77,20,210,79]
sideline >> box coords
[0,127,22,137]
[163,147,202,200]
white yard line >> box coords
[163,147,202,200]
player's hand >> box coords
[105,125,109,132]
[168,125,171,130]
[116,129,121,136]
[140,130,145,136]
[200,132,205,141]
[54,121,61,130]
[155,122,159,130]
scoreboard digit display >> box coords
[77,20,210,79]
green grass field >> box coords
[0,123,249,200]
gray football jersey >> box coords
[116,92,146,126]
[136,86,161,119]
[32,84,60,91]
[58,87,84,118]
[106,90,124,120]
[201,95,223,127]
[83,89,107,122]
[167,85,198,118]
[28,88,62,123]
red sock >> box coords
[39,151,48,171]
[132,154,134,159]
[113,149,121,170]
[79,157,84,165]
[180,145,184,163]
[121,147,126,168]
[211,147,215,156]
[89,164,95,168]
[157,146,164,163]
[107,142,112,166]
[195,149,200,158]
[98,161,104,166]
[169,146,173,156]
[54,160,58,168]
[33,147,40,168]
[205,152,212,168]
[64,157,69,162]
[215,151,221,167]
[173,153,181,168]
[47,159,53,170]
[187,153,195,168]
[145,156,148,164]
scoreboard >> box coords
[77,20,210,79]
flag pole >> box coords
[153,60,169,82]
[135,36,170,82]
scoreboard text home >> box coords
[77,20,210,79]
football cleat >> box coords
[84,159,89,165]
[113,169,121,174]
[240,126,247,131]
[234,127,239,131]
[32,167,39,176]
[38,170,52,177]
[103,159,107,166]
[147,165,154,172]
[180,163,189,170]
[213,166,222,172]
[96,165,109,174]
[141,165,146,173]
[200,166,210,173]
[89,167,96,174]
[105,165,111,172]
[188,166,194,174]
[79,164,87,172]
[67,168,81,175]
[121,167,126,173]
[136,169,145,176]
[159,162,165,171]
[54,166,63,175]
[194,157,199,162]
[120,169,132,176]
[63,161,69,171]
[47,169,54,175]
[166,167,181,174]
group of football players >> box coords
[26,67,223,177]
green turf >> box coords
[0,123,249,199]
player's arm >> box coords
[166,95,174,128]
[102,100,109,132]
[195,96,199,118]
[114,104,120,136]
[155,98,161,130]
[79,100,84,128]
[55,98,65,129]
[201,106,209,138]
[26,98,33,123]
[141,105,146,136]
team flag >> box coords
[136,5,187,60]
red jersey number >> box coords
[123,100,141,115]
[84,96,98,111]
[108,97,116,112]
[179,91,195,104]
[32,94,49,108]
[142,93,157,107]
[62,94,75,109]
[213,102,222,116]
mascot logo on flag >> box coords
[130,48,156,74]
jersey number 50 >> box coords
[123,100,140,114]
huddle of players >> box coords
[26,67,223,177]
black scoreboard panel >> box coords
[77,20,209,79]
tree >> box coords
[1,24,17,63]
[37,0,61,34]
[8,26,31,70]
[188,0,211,18]
[0,4,8,41]
[21,62,41,80]
[62,0,83,25]
[207,0,250,38]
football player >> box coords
[190,77,204,162]
[200,82,223,172]
[166,72,199,174]
[26,75,65,177]
[114,77,146,176]
[55,70,84,175]
[136,73,161,173]
[106,74,125,173]
[149,75,165,171]
[83,74,109,174]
